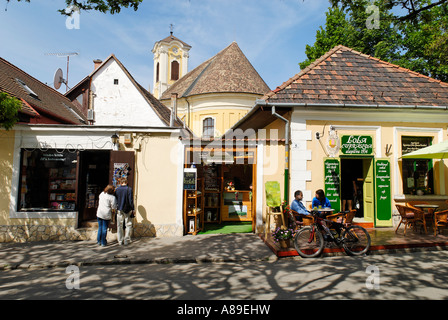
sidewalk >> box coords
[1,227,448,270]
[0,233,277,270]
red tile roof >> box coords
[161,42,270,100]
[264,45,448,107]
[0,57,87,124]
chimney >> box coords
[93,59,102,71]
[170,93,178,127]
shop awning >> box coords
[401,140,448,159]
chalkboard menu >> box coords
[375,159,392,221]
[183,168,197,190]
[324,158,341,212]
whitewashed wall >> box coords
[91,59,166,127]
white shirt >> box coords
[96,192,117,220]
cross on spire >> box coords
[170,24,174,36]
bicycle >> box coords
[293,210,371,258]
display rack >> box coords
[48,168,76,210]
[184,178,203,235]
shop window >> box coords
[171,60,179,81]
[18,149,78,211]
[401,136,434,195]
[202,117,214,138]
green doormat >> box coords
[199,222,253,234]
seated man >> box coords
[291,190,309,215]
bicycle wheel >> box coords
[293,226,324,258]
[342,225,371,256]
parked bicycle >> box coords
[293,210,371,258]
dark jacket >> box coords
[115,185,134,212]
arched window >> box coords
[156,62,160,83]
[203,117,214,138]
[171,60,179,81]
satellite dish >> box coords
[53,68,64,90]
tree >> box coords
[7,0,144,15]
[299,1,401,70]
[0,92,22,130]
[329,0,448,23]
[395,2,448,81]
[300,0,448,81]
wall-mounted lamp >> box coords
[111,133,119,151]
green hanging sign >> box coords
[375,159,392,221]
[324,158,341,212]
[340,135,373,155]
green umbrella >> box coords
[401,140,448,159]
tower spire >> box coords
[170,23,174,36]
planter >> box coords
[279,239,291,249]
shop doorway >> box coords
[77,150,135,227]
[340,158,374,221]
[183,147,256,235]
[77,150,111,224]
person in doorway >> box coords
[312,189,332,209]
[96,184,117,247]
[115,177,135,245]
[342,174,357,212]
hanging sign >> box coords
[183,168,197,190]
[340,135,373,155]
[324,158,341,212]
[375,159,392,221]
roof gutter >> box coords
[271,105,290,204]
[256,100,448,110]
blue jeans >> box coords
[97,218,110,246]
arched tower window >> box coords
[203,117,215,138]
[156,62,160,83]
[171,60,179,81]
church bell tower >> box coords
[152,26,191,99]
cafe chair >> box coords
[290,209,314,230]
[434,209,448,236]
[327,209,356,228]
[395,204,427,235]
[342,209,356,227]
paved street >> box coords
[2,251,448,300]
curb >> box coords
[1,254,278,271]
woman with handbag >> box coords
[96,184,117,247]
[115,177,135,245]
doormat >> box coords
[199,222,252,234]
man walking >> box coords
[115,177,134,245]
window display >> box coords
[19,149,78,211]
[401,136,434,195]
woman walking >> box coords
[96,184,117,247]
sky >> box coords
[0,0,331,95]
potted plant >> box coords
[272,225,294,249]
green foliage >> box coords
[0,92,22,130]
[8,0,143,15]
[300,0,448,81]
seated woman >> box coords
[312,189,332,209]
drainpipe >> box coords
[271,106,290,204]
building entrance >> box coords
[340,158,374,222]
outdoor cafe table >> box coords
[413,204,439,214]
[413,204,439,230]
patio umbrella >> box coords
[401,140,448,159]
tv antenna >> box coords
[45,52,79,91]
